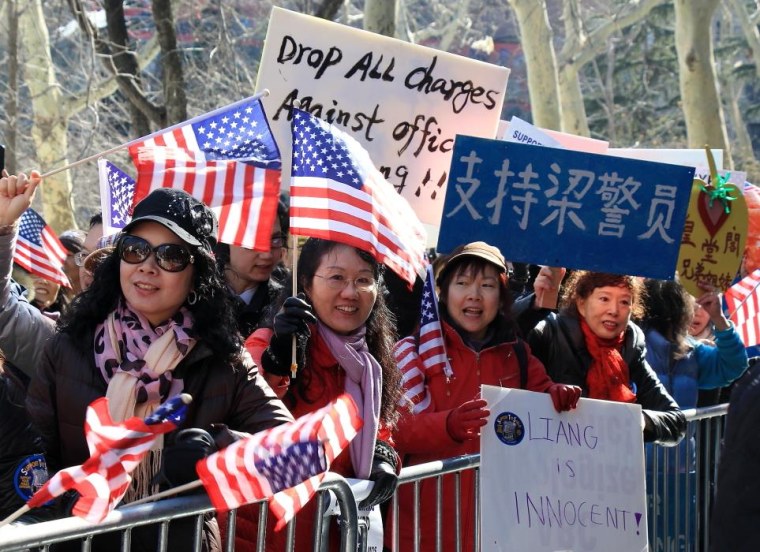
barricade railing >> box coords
[0,473,360,552]
[0,405,728,552]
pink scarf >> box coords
[317,321,382,479]
[94,300,196,413]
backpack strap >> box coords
[514,338,528,390]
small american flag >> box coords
[128,95,280,167]
[725,269,760,347]
[27,394,189,523]
[289,109,427,287]
[98,159,136,235]
[14,208,70,288]
[196,393,362,531]
[131,147,281,250]
[394,265,451,413]
[128,96,282,250]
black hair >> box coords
[271,238,401,425]
[214,199,289,272]
[436,256,517,343]
[88,212,103,229]
[59,234,243,363]
[639,278,693,361]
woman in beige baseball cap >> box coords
[391,240,581,552]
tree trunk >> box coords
[152,0,187,124]
[364,0,397,37]
[17,0,75,232]
[673,0,732,165]
[557,0,590,136]
[104,0,152,136]
[5,0,19,174]
[726,0,760,78]
[507,0,561,129]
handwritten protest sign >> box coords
[437,136,695,279]
[677,178,748,296]
[256,7,510,240]
[481,386,647,551]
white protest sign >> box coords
[608,148,723,170]
[481,386,647,552]
[256,7,510,240]
[693,167,747,186]
[503,116,562,148]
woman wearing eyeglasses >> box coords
[26,188,293,551]
[238,237,401,551]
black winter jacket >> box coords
[26,329,294,552]
[709,364,760,551]
[0,365,48,518]
[528,313,686,446]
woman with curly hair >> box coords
[242,237,402,551]
[26,188,293,551]
[527,270,686,445]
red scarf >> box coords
[580,318,636,403]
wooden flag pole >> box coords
[0,504,30,528]
[39,90,270,179]
[128,480,204,507]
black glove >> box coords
[359,459,398,510]
[358,440,400,509]
[158,428,217,490]
[262,293,316,376]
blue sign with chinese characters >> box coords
[438,137,695,279]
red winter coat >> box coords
[390,321,554,552]
[231,328,393,552]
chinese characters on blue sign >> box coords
[437,137,695,279]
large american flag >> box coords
[98,159,136,236]
[196,393,362,531]
[14,208,70,288]
[27,394,189,523]
[393,265,451,413]
[725,269,760,347]
[289,109,427,287]
[128,96,282,250]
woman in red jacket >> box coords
[243,237,402,551]
[392,241,580,552]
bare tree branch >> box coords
[559,0,668,69]
[152,0,187,124]
[65,0,165,126]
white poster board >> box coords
[608,148,723,170]
[481,386,648,552]
[256,7,510,242]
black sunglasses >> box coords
[118,235,195,273]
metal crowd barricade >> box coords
[384,404,727,552]
[0,405,728,552]
[0,474,360,552]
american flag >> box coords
[128,96,282,250]
[289,109,427,287]
[725,269,760,347]
[14,208,70,288]
[196,393,362,531]
[27,394,189,523]
[393,265,451,413]
[98,159,136,236]
[128,95,280,167]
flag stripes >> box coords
[726,269,760,347]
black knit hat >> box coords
[122,188,218,249]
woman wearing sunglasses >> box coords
[26,188,293,550]
[237,238,401,551]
